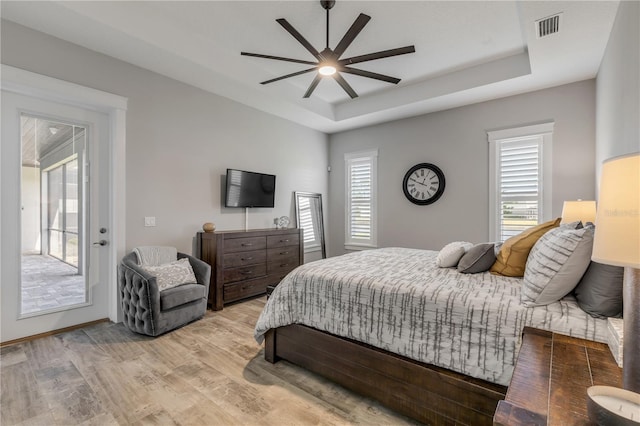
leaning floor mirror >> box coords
[294,192,326,260]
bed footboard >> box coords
[265,324,506,425]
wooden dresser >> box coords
[197,228,303,310]
[494,327,622,425]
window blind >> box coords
[349,158,372,240]
[345,150,377,248]
[497,137,542,241]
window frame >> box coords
[344,149,378,250]
[488,122,554,242]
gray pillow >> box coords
[574,261,624,318]
[457,243,496,274]
[560,220,583,230]
[521,226,594,306]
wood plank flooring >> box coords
[1,297,416,425]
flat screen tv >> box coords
[225,168,276,208]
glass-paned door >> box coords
[2,75,114,343]
[20,114,87,316]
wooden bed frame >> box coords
[265,324,507,425]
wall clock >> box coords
[402,163,446,205]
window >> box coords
[488,122,553,242]
[345,149,378,249]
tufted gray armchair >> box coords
[118,251,210,336]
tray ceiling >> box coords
[1,1,619,133]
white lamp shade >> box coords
[561,200,596,224]
[591,153,640,268]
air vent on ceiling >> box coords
[535,13,563,38]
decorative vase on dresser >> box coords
[196,228,303,310]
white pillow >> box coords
[436,241,473,267]
[141,258,197,291]
[521,226,594,306]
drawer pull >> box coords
[241,257,253,261]
[241,270,253,275]
[241,243,253,247]
[280,263,289,267]
[280,251,289,255]
[280,239,289,242]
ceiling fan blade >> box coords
[341,67,401,84]
[303,74,323,98]
[241,52,317,66]
[261,68,318,85]
[333,13,371,59]
[339,45,416,66]
[334,73,358,98]
[276,18,321,60]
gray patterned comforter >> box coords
[254,247,608,386]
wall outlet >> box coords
[144,216,156,227]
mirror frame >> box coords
[294,191,326,259]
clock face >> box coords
[402,163,446,205]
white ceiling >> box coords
[1,1,619,133]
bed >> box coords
[254,247,609,425]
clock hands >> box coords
[409,175,440,201]
[409,177,427,187]
[409,176,438,188]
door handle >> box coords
[93,240,108,246]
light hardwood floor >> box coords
[1,297,415,425]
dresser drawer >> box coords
[267,245,299,276]
[267,233,299,248]
[224,277,269,302]
[223,250,266,268]
[223,264,267,284]
[267,261,298,277]
[223,236,266,253]
[267,247,299,263]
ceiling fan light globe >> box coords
[319,65,337,76]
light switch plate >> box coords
[144,217,156,227]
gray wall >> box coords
[596,0,640,182]
[328,80,596,255]
[1,20,329,256]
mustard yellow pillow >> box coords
[490,218,561,277]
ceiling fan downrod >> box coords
[321,0,335,50]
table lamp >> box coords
[561,200,597,225]
[591,152,640,393]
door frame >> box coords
[1,65,127,334]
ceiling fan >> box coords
[241,0,416,99]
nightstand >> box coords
[494,327,623,425]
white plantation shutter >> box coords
[345,150,378,249]
[498,138,541,241]
[488,123,553,242]
[349,159,372,239]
